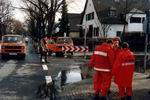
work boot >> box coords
[126,96,132,100]
[121,97,125,100]
[101,96,107,100]
[107,90,111,95]
[94,93,100,100]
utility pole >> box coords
[76,24,87,59]
[84,25,87,59]
[144,10,150,72]
[122,0,128,42]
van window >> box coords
[3,36,23,43]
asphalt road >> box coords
[0,40,90,100]
[0,53,46,100]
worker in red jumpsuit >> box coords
[112,37,122,58]
[112,42,135,100]
[106,37,122,95]
[89,39,115,100]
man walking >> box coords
[40,37,48,63]
[89,39,115,100]
[112,42,135,100]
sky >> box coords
[11,0,86,22]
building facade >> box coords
[81,0,147,38]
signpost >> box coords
[143,10,150,72]
[76,24,87,59]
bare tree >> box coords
[21,0,63,37]
[0,0,13,35]
[101,24,111,38]
[21,0,75,39]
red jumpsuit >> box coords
[112,48,135,97]
[89,43,115,96]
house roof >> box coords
[68,13,82,32]
[82,0,149,25]
[129,8,145,14]
[92,0,150,13]
[92,0,147,24]
[90,0,125,24]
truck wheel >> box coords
[20,54,26,60]
[1,54,7,60]
[56,52,64,57]
[48,51,52,56]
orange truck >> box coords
[46,37,73,56]
[0,34,27,59]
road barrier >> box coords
[62,46,89,52]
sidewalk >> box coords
[73,52,150,59]
[56,72,150,100]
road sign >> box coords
[62,46,89,52]
[143,20,150,34]
[143,10,150,34]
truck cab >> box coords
[46,37,74,56]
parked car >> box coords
[0,34,27,59]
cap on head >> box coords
[112,37,121,42]
[122,42,129,49]
[106,39,113,44]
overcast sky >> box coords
[11,0,86,22]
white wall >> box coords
[128,24,143,32]
[107,24,124,38]
[126,13,146,32]
[69,32,80,38]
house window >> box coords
[87,25,93,37]
[116,31,122,37]
[142,17,145,23]
[86,14,90,21]
[94,27,99,36]
[92,12,94,19]
[96,27,99,36]
[86,12,94,21]
[86,15,88,21]
[130,17,141,23]
[109,10,116,17]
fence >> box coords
[73,35,150,52]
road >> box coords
[0,40,90,100]
[0,52,46,100]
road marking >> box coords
[70,65,80,68]
[45,76,52,84]
[42,64,48,70]
[0,60,17,82]
[42,59,45,62]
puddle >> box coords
[54,65,92,89]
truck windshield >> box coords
[2,36,22,43]
[56,38,72,44]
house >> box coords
[125,8,146,34]
[81,0,147,38]
[68,13,82,38]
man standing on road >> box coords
[89,39,115,100]
[112,42,135,100]
[40,37,48,63]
